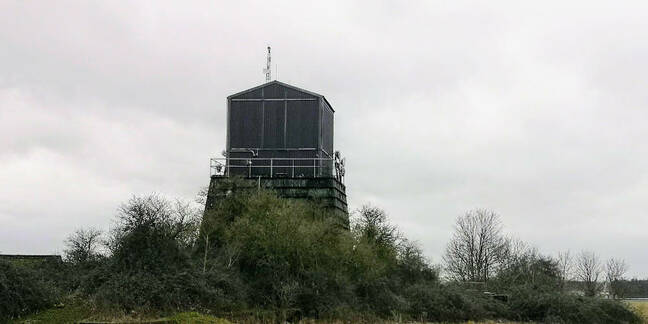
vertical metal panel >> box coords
[226,98,231,152]
[318,98,322,157]
[229,101,262,148]
[286,100,318,148]
[260,86,265,147]
[283,96,287,148]
[321,100,334,156]
[262,101,285,148]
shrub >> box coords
[507,286,642,324]
[0,260,58,320]
[218,191,356,314]
[93,271,225,311]
[52,188,642,324]
[87,195,222,311]
[404,283,507,322]
[201,188,440,319]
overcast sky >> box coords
[1,1,647,277]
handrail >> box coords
[210,157,343,182]
[216,157,333,160]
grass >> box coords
[9,303,93,324]
[163,312,231,324]
[5,299,541,324]
[10,303,231,324]
[14,305,524,324]
[627,300,648,322]
[11,301,640,324]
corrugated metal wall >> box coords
[227,82,335,177]
[263,101,285,148]
[229,101,262,148]
[321,100,334,156]
[286,100,318,148]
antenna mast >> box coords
[263,46,272,82]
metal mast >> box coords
[263,46,272,82]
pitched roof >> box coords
[227,80,334,112]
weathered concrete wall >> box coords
[205,176,349,228]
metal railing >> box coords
[210,157,337,179]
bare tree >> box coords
[198,185,242,273]
[114,195,200,246]
[575,251,603,297]
[64,227,103,264]
[557,250,573,288]
[199,209,223,274]
[605,258,628,299]
[502,237,537,264]
[171,199,201,248]
[354,205,399,247]
[444,209,508,282]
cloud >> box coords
[1,1,647,276]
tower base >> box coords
[205,176,349,228]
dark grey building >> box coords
[225,81,335,178]
[206,81,348,225]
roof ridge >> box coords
[227,80,321,98]
[227,80,334,112]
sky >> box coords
[1,1,647,277]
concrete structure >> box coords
[205,81,348,226]
[0,254,62,266]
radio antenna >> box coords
[263,46,272,82]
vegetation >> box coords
[0,259,58,320]
[165,312,232,323]
[628,300,648,322]
[9,299,231,324]
[619,279,648,298]
[1,182,643,323]
[607,258,630,299]
[443,209,508,282]
[8,299,93,324]
[575,251,604,297]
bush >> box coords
[0,259,58,320]
[217,191,356,315]
[507,286,641,323]
[200,188,440,320]
[86,195,225,311]
[404,283,507,322]
[49,188,642,324]
[93,271,224,311]
[493,253,642,323]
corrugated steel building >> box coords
[226,81,335,178]
[206,81,348,225]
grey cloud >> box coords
[1,1,647,277]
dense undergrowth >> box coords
[0,181,642,323]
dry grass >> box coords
[456,320,533,324]
[627,300,648,322]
